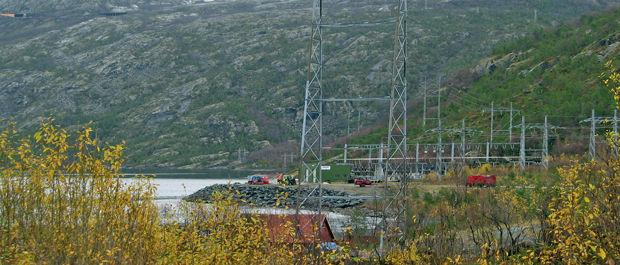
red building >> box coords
[255,214,335,244]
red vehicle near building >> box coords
[354,179,372,187]
[466,175,497,187]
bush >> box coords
[0,121,355,264]
[0,121,160,263]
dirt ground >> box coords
[295,182,400,197]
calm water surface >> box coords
[121,168,267,199]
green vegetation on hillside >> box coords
[0,0,619,167]
[354,7,620,159]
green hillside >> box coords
[347,7,620,160]
[460,10,620,126]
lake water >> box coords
[121,168,266,200]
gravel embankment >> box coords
[184,184,365,209]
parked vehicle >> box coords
[466,175,496,187]
[277,174,297,185]
[248,175,269,185]
[354,179,372,187]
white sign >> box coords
[321,166,331,170]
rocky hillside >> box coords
[0,0,618,168]
[0,0,190,14]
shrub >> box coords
[0,121,355,264]
[0,121,160,263]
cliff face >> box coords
[0,0,618,167]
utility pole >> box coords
[282,153,294,167]
[490,102,494,145]
[423,76,441,127]
[357,109,361,132]
[615,109,618,157]
[438,77,441,124]
[436,77,442,179]
[579,109,619,160]
[344,144,348,164]
[486,140,490,164]
[615,109,618,135]
[542,116,549,170]
[520,116,526,171]
[347,105,351,135]
[237,148,248,163]
[437,117,442,179]
[515,117,564,171]
[510,102,514,142]
[451,142,455,163]
[483,102,520,145]
[422,76,427,126]
[461,119,466,168]
[590,109,596,160]
[415,142,420,176]
[424,120,480,175]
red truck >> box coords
[466,175,497,187]
[354,179,372,187]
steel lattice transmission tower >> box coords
[295,0,324,247]
[299,0,324,183]
[388,0,408,181]
[381,0,408,251]
[296,0,408,253]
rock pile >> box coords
[184,184,366,209]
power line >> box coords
[520,0,569,28]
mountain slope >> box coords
[398,7,620,158]
[0,0,618,167]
